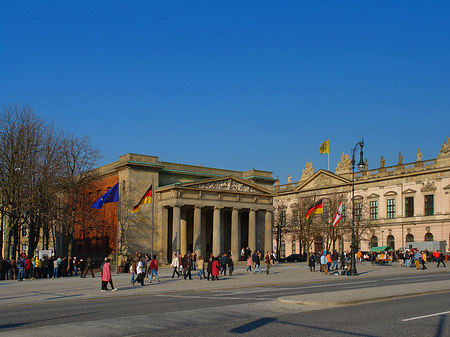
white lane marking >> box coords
[154,294,271,301]
[402,310,450,322]
[383,274,449,282]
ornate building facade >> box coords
[273,137,450,256]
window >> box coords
[387,199,396,219]
[280,211,286,227]
[370,236,378,248]
[406,234,414,243]
[342,204,347,222]
[281,241,286,258]
[354,202,362,222]
[424,195,434,216]
[387,235,395,250]
[292,240,296,254]
[21,227,27,237]
[425,233,433,241]
[370,200,378,220]
[405,197,414,217]
[292,210,299,227]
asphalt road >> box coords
[0,271,449,336]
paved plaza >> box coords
[1,261,449,307]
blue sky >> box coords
[1,1,449,183]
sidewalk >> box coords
[0,262,449,307]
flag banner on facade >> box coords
[131,185,153,213]
[332,201,343,227]
[91,183,119,209]
[305,198,323,220]
[320,139,329,154]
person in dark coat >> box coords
[183,254,193,280]
[206,255,213,281]
[227,255,234,276]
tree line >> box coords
[273,193,376,259]
[0,105,101,260]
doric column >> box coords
[231,208,240,259]
[201,211,207,258]
[264,210,273,254]
[160,207,169,263]
[172,206,181,255]
[248,209,256,251]
[180,210,187,255]
[213,206,222,256]
[193,206,202,258]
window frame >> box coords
[387,198,396,219]
[405,196,414,217]
[424,194,434,216]
[370,200,378,220]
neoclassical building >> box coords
[273,137,450,256]
[77,154,275,263]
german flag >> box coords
[131,185,152,213]
[306,199,323,220]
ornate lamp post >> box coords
[350,138,366,276]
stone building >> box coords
[273,137,450,257]
[81,154,275,263]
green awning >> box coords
[370,245,393,252]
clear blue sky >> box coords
[1,1,449,183]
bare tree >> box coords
[57,134,101,261]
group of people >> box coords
[127,252,161,286]
[0,253,100,281]
[401,249,446,269]
[308,250,351,273]
[170,251,235,281]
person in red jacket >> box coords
[149,255,160,283]
[212,257,220,281]
[25,257,32,279]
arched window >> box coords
[387,235,395,250]
[425,233,433,241]
[406,234,414,243]
[281,241,286,258]
[292,240,296,254]
[370,236,378,248]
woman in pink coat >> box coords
[101,258,117,292]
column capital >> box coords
[214,206,224,210]
[194,205,202,210]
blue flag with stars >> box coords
[91,183,119,209]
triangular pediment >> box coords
[444,184,450,190]
[403,188,417,194]
[180,176,273,195]
[294,170,351,192]
[368,193,380,199]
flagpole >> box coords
[328,152,330,171]
[151,179,154,258]
[115,182,120,274]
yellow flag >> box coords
[320,140,329,154]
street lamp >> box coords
[350,138,366,276]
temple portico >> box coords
[156,177,274,262]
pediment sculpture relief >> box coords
[196,179,257,193]
[421,181,436,192]
[336,152,351,171]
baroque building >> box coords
[273,137,450,256]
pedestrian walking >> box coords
[207,255,213,281]
[308,252,316,272]
[265,251,272,274]
[133,258,145,286]
[228,255,234,276]
[171,253,180,278]
[437,250,446,267]
[149,255,160,283]
[212,257,220,281]
[197,256,204,279]
[246,255,252,272]
[183,254,193,280]
[101,258,117,292]
[253,251,261,274]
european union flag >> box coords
[91,183,119,209]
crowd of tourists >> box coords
[0,253,100,281]
[124,248,277,288]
